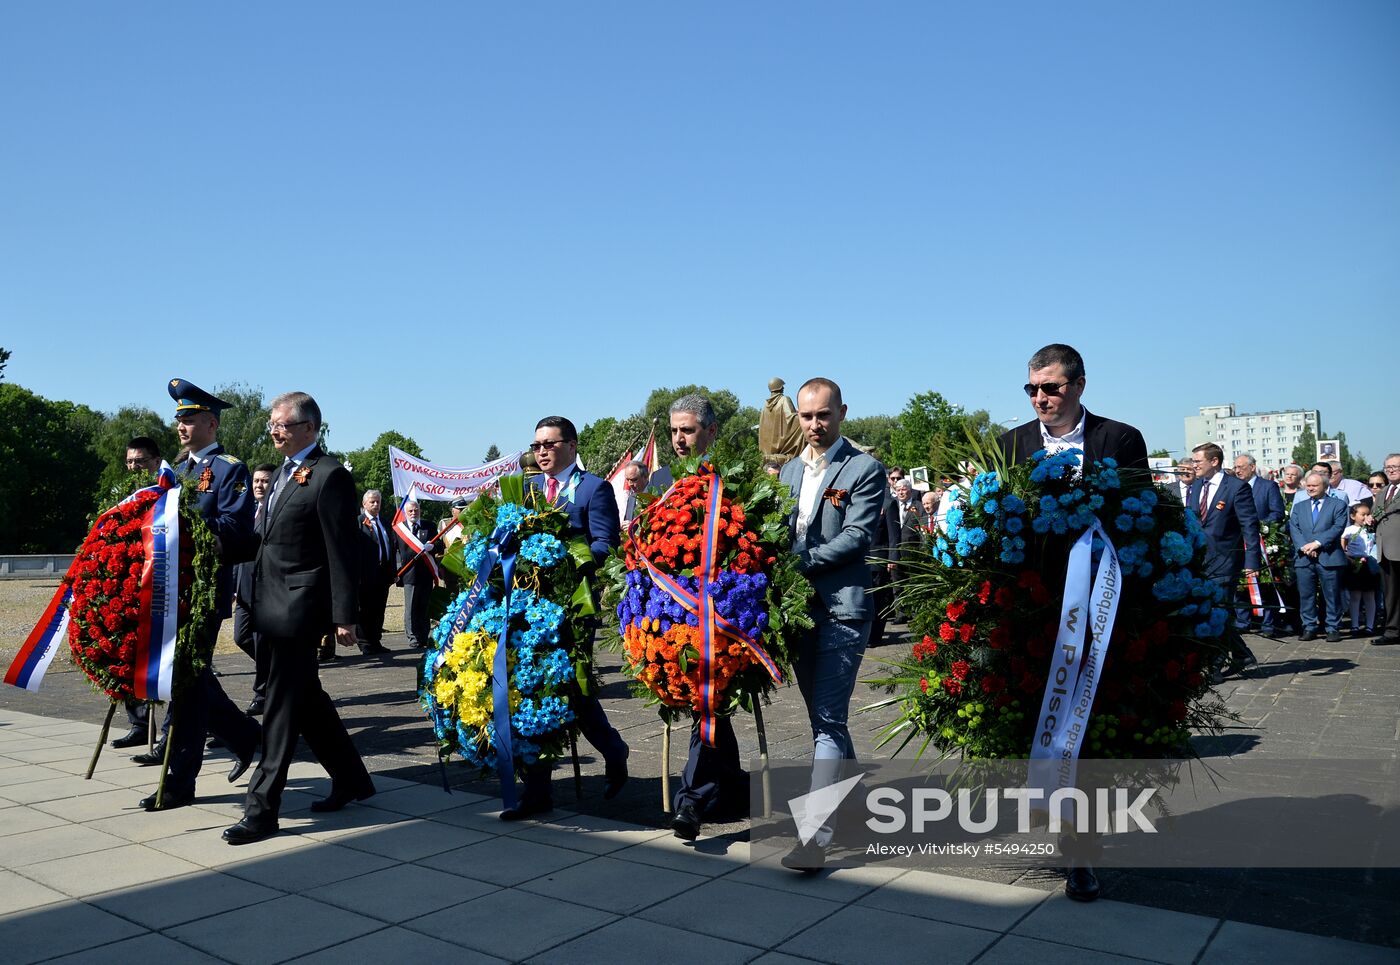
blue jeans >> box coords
[793,617,869,845]
[1296,559,1344,634]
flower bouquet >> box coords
[421,473,595,785]
[874,447,1234,764]
[602,457,812,741]
[7,467,218,782]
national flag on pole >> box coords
[607,448,636,521]
[393,484,442,584]
[638,427,659,474]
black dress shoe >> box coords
[309,784,376,813]
[207,735,226,750]
[245,699,265,717]
[1325,631,1343,643]
[317,651,339,664]
[671,803,701,841]
[1065,865,1101,902]
[112,727,146,749]
[499,797,553,821]
[1374,636,1400,646]
[781,841,826,874]
[1299,631,1318,642]
[228,748,256,784]
[140,788,194,811]
[359,643,389,656]
[131,743,166,766]
[603,752,630,800]
[223,819,279,845]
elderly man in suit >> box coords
[139,380,263,812]
[1373,454,1400,645]
[997,343,1150,474]
[224,391,374,845]
[356,489,396,656]
[397,499,438,650]
[501,415,629,820]
[1232,453,1286,638]
[1290,470,1350,642]
[1189,443,1262,677]
[777,378,884,873]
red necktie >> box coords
[1198,484,1209,520]
[546,476,559,503]
[1389,484,1398,504]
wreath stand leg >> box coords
[753,702,772,819]
[154,722,175,810]
[86,702,118,780]
[661,716,672,814]
[569,730,582,801]
[146,702,156,753]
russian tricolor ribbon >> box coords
[6,463,182,696]
[393,484,442,585]
[628,471,782,747]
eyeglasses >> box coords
[1023,380,1078,397]
[266,420,309,433]
[1369,481,1385,488]
[529,439,570,452]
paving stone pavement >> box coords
[2,593,1398,962]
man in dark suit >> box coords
[996,345,1149,904]
[661,396,750,842]
[356,489,396,655]
[139,380,262,811]
[502,415,629,820]
[396,499,438,650]
[997,343,1150,475]
[1189,442,1262,677]
[1375,455,1400,645]
[777,378,885,873]
[224,391,374,844]
[232,464,276,715]
[1232,453,1286,638]
[1289,470,1349,642]
[867,468,900,649]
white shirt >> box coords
[1196,470,1224,514]
[188,442,219,468]
[1039,407,1087,467]
[794,437,848,550]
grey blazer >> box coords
[779,438,886,622]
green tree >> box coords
[0,384,104,552]
[211,383,281,467]
[888,391,1003,474]
[0,346,10,379]
[483,444,501,462]
[345,431,425,521]
[88,405,181,506]
[1148,448,1171,459]
[1291,425,1317,468]
[844,415,896,460]
[1335,431,1370,479]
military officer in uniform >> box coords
[139,379,262,811]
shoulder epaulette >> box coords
[217,453,243,464]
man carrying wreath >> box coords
[777,377,885,872]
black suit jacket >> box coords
[250,448,359,638]
[898,502,929,555]
[998,408,1150,473]
[357,512,396,584]
[396,518,438,586]
[871,492,897,565]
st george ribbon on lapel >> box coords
[627,469,783,747]
[6,463,183,697]
[1028,517,1123,820]
[429,520,521,810]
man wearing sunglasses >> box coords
[997,343,1149,474]
[500,416,629,820]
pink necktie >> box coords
[546,476,559,503]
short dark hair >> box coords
[126,436,160,459]
[797,377,843,407]
[252,463,277,475]
[1027,344,1085,381]
[1310,462,1330,474]
[1192,442,1224,465]
[535,416,578,442]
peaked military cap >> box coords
[169,378,233,415]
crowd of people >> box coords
[89,348,1397,905]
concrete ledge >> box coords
[0,555,74,579]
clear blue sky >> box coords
[3,2,1395,468]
